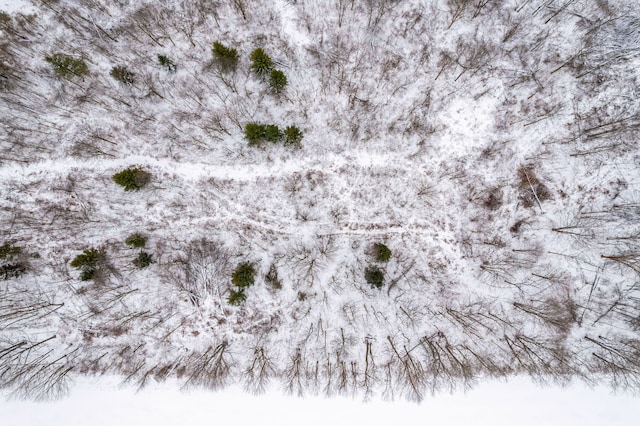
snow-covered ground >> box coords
[0,0,34,14]
[1,376,638,426]
[1,0,640,404]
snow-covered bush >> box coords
[112,167,151,191]
[245,123,283,145]
[0,242,21,259]
[0,242,26,280]
[372,243,392,262]
[157,54,177,73]
[132,251,153,269]
[125,233,147,248]
[283,126,303,145]
[45,53,88,79]
[110,66,135,85]
[250,48,273,77]
[212,41,239,72]
[269,69,287,93]
[232,262,256,288]
[228,288,247,305]
[365,265,384,289]
[245,122,265,145]
[70,248,104,281]
[264,124,283,142]
[245,123,299,146]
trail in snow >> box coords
[0,152,443,236]
[0,151,422,182]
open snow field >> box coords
[1,0,640,405]
[1,376,639,426]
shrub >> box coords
[0,242,21,260]
[264,124,282,143]
[45,53,89,79]
[365,266,384,289]
[284,126,303,145]
[269,69,287,93]
[112,167,151,191]
[110,66,135,85]
[1,243,26,280]
[228,288,247,305]
[373,243,392,262]
[125,233,147,248]
[70,248,103,281]
[1,263,26,280]
[244,123,298,146]
[250,48,273,77]
[245,122,265,145]
[265,263,282,290]
[517,166,552,208]
[157,54,177,73]
[232,262,255,288]
[483,191,503,210]
[132,251,153,269]
[212,41,239,72]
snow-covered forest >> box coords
[1,0,640,402]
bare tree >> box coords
[503,333,573,381]
[602,253,640,275]
[361,336,378,400]
[0,336,75,400]
[182,341,232,390]
[244,346,276,394]
[585,335,640,390]
[166,239,231,306]
[513,297,577,334]
[447,0,472,29]
[386,336,426,402]
[283,348,306,396]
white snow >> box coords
[1,376,638,426]
[0,0,34,14]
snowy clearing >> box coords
[1,376,639,426]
